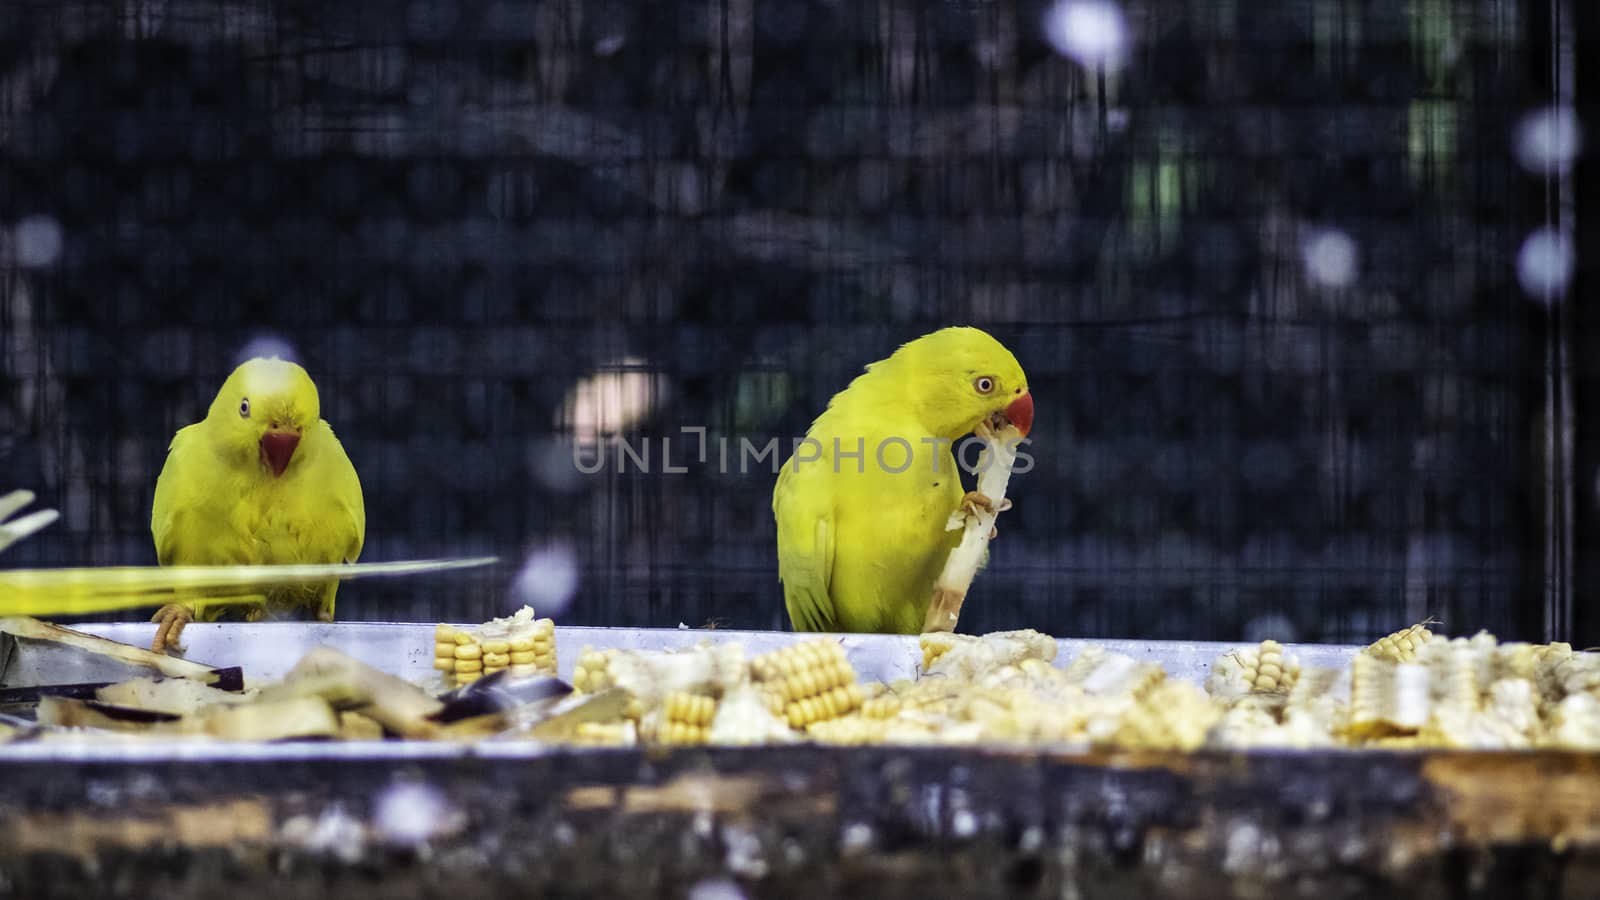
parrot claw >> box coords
[149,604,194,654]
[960,490,995,517]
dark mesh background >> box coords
[0,0,1571,642]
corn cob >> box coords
[1111,681,1221,751]
[1492,642,1546,682]
[1345,655,1429,741]
[1554,653,1600,698]
[1486,678,1540,738]
[805,715,883,746]
[1206,640,1301,707]
[918,629,1057,680]
[1063,647,1165,700]
[1364,619,1438,663]
[605,642,750,711]
[433,608,559,689]
[861,694,902,719]
[707,685,799,745]
[654,692,717,744]
[1419,638,1487,714]
[1545,693,1600,750]
[572,648,618,693]
[1207,696,1293,749]
[750,639,865,729]
[572,720,638,747]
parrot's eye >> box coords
[239,398,251,418]
[973,376,996,394]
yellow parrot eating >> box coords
[148,357,366,652]
[773,326,1033,634]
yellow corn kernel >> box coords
[663,692,718,727]
[454,658,483,673]
[659,721,709,745]
[434,641,458,658]
[510,635,536,653]
[454,644,482,661]
[483,640,510,655]
[453,631,475,646]
[919,633,958,671]
[435,623,456,639]
[862,695,901,719]
[573,649,616,693]
[482,652,510,668]
[454,671,482,686]
[573,721,636,746]
[433,657,456,672]
[510,650,538,665]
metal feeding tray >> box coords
[0,623,1597,900]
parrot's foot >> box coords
[960,490,994,518]
[960,491,1013,518]
[150,604,193,654]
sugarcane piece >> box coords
[515,688,635,743]
[0,616,222,682]
[923,418,1024,633]
[36,697,186,732]
[338,711,386,741]
[286,645,442,738]
[94,675,253,716]
[201,696,341,742]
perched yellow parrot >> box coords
[773,326,1033,633]
[148,357,365,652]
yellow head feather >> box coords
[850,326,1031,440]
[205,357,323,475]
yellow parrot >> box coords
[148,357,365,652]
[773,326,1033,633]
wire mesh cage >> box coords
[0,0,1581,643]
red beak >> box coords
[1004,392,1034,438]
[259,431,300,477]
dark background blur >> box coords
[1,0,1592,644]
